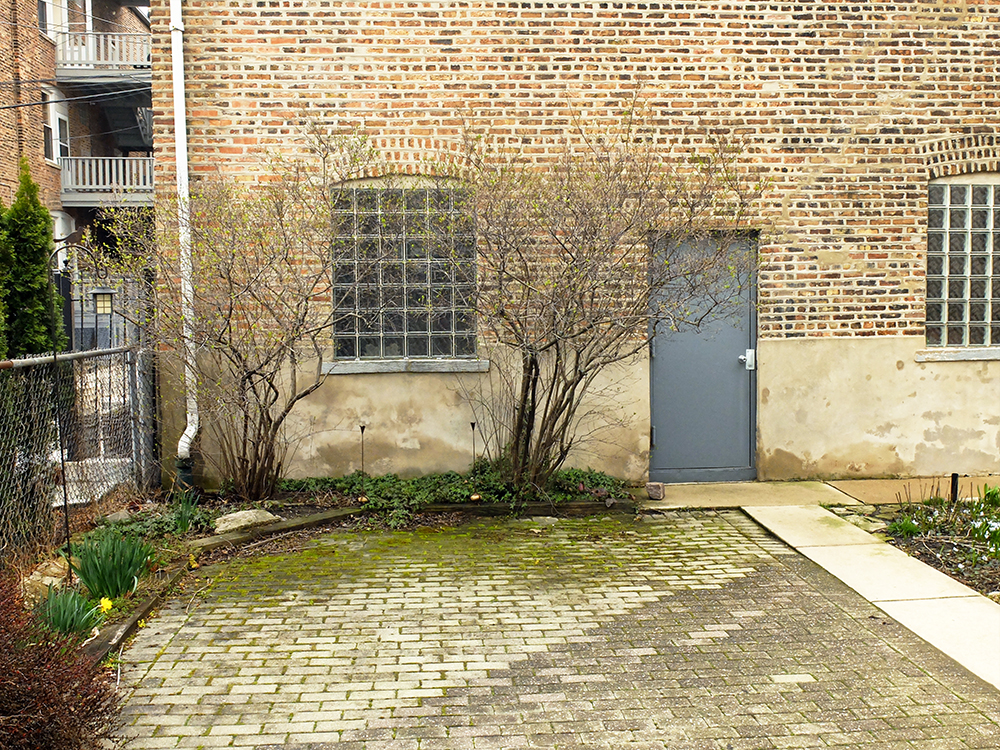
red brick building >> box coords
[2,0,152,348]
[151,1,1000,484]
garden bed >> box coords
[840,490,1000,604]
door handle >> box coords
[738,349,756,371]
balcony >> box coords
[55,32,151,90]
[60,157,154,207]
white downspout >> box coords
[169,0,198,478]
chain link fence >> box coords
[0,346,157,568]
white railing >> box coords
[60,157,154,205]
[55,32,151,70]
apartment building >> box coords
[2,0,152,349]
[151,1,1000,484]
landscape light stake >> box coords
[359,424,366,498]
[470,422,477,470]
[951,472,959,505]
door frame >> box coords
[647,244,758,484]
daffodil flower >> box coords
[99,597,114,613]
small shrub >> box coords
[71,530,154,599]
[887,517,922,538]
[0,572,125,749]
[37,587,104,638]
[978,483,1000,509]
[173,490,201,534]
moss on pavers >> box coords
[87,501,635,663]
[120,512,1000,750]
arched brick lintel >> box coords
[354,135,469,181]
[920,133,1000,180]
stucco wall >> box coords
[758,337,1000,480]
[283,357,650,482]
[160,355,650,486]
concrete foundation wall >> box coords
[758,337,1000,480]
[160,355,651,487]
[284,357,650,482]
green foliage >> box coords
[1,160,66,357]
[37,587,104,638]
[978,483,1000,509]
[969,484,1000,553]
[886,517,922,538]
[0,222,7,359]
[547,468,629,504]
[279,463,629,529]
[100,498,215,540]
[70,530,154,599]
[173,491,201,535]
[889,484,1000,559]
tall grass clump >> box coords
[70,530,154,599]
[37,586,104,638]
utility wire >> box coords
[0,76,149,88]
[0,9,149,34]
[0,86,150,111]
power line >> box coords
[0,76,148,89]
[0,9,149,34]
[0,86,150,111]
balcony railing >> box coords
[55,32,151,73]
[60,157,154,207]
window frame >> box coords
[923,174,1000,354]
[37,0,67,39]
[328,183,481,368]
[38,0,49,36]
[41,87,69,166]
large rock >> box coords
[103,509,132,524]
[22,557,72,607]
[214,509,280,535]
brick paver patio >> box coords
[121,511,1000,749]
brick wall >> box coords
[150,0,1000,340]
[0,0,60,207]
[1,1,151,218]
[93,0,148,35]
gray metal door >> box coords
[649,263,756,483]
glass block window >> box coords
[926,181,1000,347]
[332,187,477,359]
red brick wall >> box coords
[93,0,147,35]
[1,2,148,212]
[0,0,60,207]
[150,0,1000,340]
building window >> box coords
[42,92,53,161]
[42,88,69,164]
[37,0,66,37]
[58,117,70,158]
[332,186,476,359]
[926,179,1000,347]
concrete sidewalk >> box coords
[645,479,1000,693]
[644,475,1000,509]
